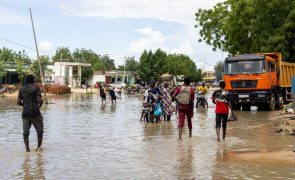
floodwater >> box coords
[0,92,294,179]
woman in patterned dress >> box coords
[160,82,173,121]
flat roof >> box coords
[54,62,91,67]
[225,54,265,61]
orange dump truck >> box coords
[223,52,295,110]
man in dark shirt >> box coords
[17,74,44,152]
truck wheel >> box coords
[232,104,241,110]
[242,104,251,111]
[275,93,284,109]
[266,93,276,111]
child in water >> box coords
[109,87,116,103]
[140,102,150,122]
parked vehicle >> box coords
[212,81,219,88]
[196,91,208,108]
[223,52,295,111]
[109,82,126,89]
[0,85,16,95]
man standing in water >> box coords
[211,81,236,142]
[17,74,44,152]
[172,78,195,140]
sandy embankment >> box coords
[224,150,295,165]
[0,88,97,98]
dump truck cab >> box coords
[223,53,289,111]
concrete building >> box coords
[92,71,105,85]
[48,62,91,88]
[104,70,135,84]
[0,62,30,85]
[202,70,216,83]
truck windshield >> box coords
[224,60,265,74]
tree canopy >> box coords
[52,47,73,62]
[0,47,31,64]
[100,55,116,71]
[30,55,50,82]
[118,56,139,71]
[138,49,202,83]
[195,0,295,61]
[0,59,6,78]
[214,61,224,81]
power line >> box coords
[0,36,53,56]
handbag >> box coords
[154,103,162,116]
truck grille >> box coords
[230,80,258,88]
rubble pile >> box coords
[275,116,295,135]
[46,85,71,94]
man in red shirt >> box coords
[211,81,236,142]
[173,78,195,140]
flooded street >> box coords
[0,92,294,179]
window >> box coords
[267,61,275,72]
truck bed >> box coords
[279,61,295,87]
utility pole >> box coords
[29,8,48,103]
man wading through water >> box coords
[17,74,44,152]
[173,78,195,140]
[211,81,236,142]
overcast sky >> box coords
[0,0,225,70]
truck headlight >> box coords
[257,94,265,98]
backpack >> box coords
[177,86,191,105]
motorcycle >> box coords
[0,86,16,95]
[196,91,208,108]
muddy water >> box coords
[0,93,294,179]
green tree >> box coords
[0,47,16,62]
[0,59,6,78]
[138,49,167,82]
[15,59,28,85]
[72,48,104,82]
[100,55,116,71]
[52,47,73,62]
[124,56,139,71]
[165,54,197,78]
[16,50,31,64]
[214,61,224,81]
[194,69,203,82]
[118,56,139,71]
[195,0,295,61]
[30,55,50,82]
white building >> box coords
[46,62,91,88]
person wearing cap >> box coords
[17,74,44,152]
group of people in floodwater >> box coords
[17,74,236,152]
[140,77,236,141]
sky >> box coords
[0,0,225,70]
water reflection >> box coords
[0,93,294,179]
[176,141,194,179]
[21,152,45,180]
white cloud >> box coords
[59,0,223,26]
[170,40,194,55]
[128,27,196,56]
[127,27,195,55]
[39,41,52,51]
[127,27,165,53]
